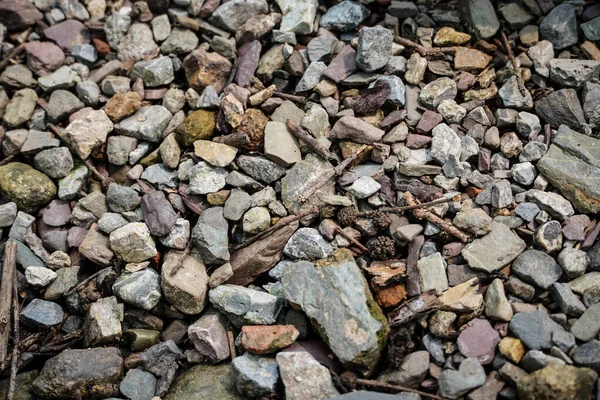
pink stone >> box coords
[457,318,500,365]
[405,134,431,149]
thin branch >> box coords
[403,192,471,243]
[65,266,112,296]
[393,36,455,60]
[273,91,306,106]
[356,196,459,217]
[0,44,25,73]
[0,155,14,167]
[500,30,527,97]
[286,120,339,163]
[339,371,448,400]
[233,208,318,251]
[334,226,369,254]
[0,242,16,369]
[168,241,193,277]
[7,263,19,400]
[227,331,236,359]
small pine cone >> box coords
[372,210,391,231]
[368,236,396,260]
[336,206,357,227]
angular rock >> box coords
[209,284,283,327]
[462,222,526,273]
[192,207,230,266]
[276,350,339,400]
[110,222,157,263]
[112,268,162,310]
[161,251,209,315]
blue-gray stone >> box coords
[120,368,157,400]
[231,353,279,397]
[319,1,370,32]
[509,311,566,351]
[20,299,64,328]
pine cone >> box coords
[368,236,396,260]
[336,206,357,227]
[372,210,391,231]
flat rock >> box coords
[281,249,389,376]
[512,250,562,290]
[112,268,162,310]
[462,222,526,273]
[209,284,283,327]
[509,311,566,350]
[457,319,500,365]
[276,350,339,399]
[161,251,209,315]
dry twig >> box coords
[233,208,318,251]
[0,242,17,369]
[286,120,339,163]
[393,36,455,60]
[500,30,527,97]
[403,193,471,243]
[339,371,448,400]
[7,283,19,400]
[356,196,458,217]
[65,266,112,296]
[169,241,194,276]
[0,44,25,73]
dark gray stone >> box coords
[141,190,177,237]
[509,311,566,350]
[512,250,562,289]
[20,298,64,328]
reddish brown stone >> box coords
[92,38,111,56]
[322,45,357,83]
[183,47,232,93]
[25,41,65,76]
[0,0,43,31]
[234,40,261,87]
[371,282,407,309]
[405,134,431,149]
[44,20,89,51]
[233,108,270,152]
[104,92,142,121]
[241,325,300,355]
[350,80,391,116]
[416,110,443,134]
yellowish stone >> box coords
[499,336,526,364]
[434,27,471,46]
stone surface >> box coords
[0,162,56,213]
[276,350,339,400]
[438,358,486,399]
[112,268,162,310]
[209,284,283,327]
[518,365,597,400]
[110,222,157,263]
[512,250,562,290]
[161,251,209,315]
[281,249,388,376]
[462,222,526,273]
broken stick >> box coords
[339,371,447,400]
[169,241,194,277]
[286,119,339,163]
[393,36,455,60]
[500,29,527,98]
[7,274,19,400]
[403,192,471,243]
[0,242,17,369]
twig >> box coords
[48,124,114,189]
[227,331,236,359]
[298,144,368,203]
[0,155,14,167]
[403,192,471,243]
[500,30,527,97]
[7,276,19,400]
[65,266,112,296]
[169,241,193,277]
[339,371,447,400]
[0,44,25,73]
[273,91,306,106]
[334,226,369,254]
[0,242,16,369]
[356,196,458,217]
[393,36,455,60]
[233,208,318,251]
[286,120,339,163]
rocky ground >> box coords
[0,0,600,399]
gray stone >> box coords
[375,75,405,106]
[295,61,326,92]
[20,298,64,328]
[63,109,113,159]
[37,66,81,92]
[192,207,229,266]
[232,353,279,397]
[19,130,60,155]
[242,207,270,235]
[131,56,174,87]
[276,350,339,400]
[263,121,302,167]
[140,341,183,397]
[276,0,317,35]
[519,141,547,163]
[485,278,513,322]
[33,147,73,179]
[345,176,381,199]
[71,44,97,65]
[462,222,526,273]
[0,202,17,228]
[512,162,536,186]
[417,252,448,295]
[525,189,574,221]
[549,59,600,88]
[120,368,157,400]
[283,227,333,260]
[419,77,457,109]
[83,296,123,347]
[224,190,252,221]
[378,350,429,389]
[553,282,586,317]
[118,23,158,62]
[115,105,172,142]
[558,247,589,279]
[535,89,586,132]
[25,266,57,287]
[112,268,161,310]
[521,350,566,373]
[281,249,388,376]
[106,183,140,213]
[44,266,79,300]
[32,348,122,399]
[160,27,198,55]
[209,284,282,327]
[45,89,84,123]
[438,358,486,400]
[330,116,385,144]
[498,76,533,109]
[512,250,562,290]
[509,310,566,350]
[141,190,177,237]
[141,163,178,189]
[528,40,554,78]
[515,202,540,222]
[356,26,392,73]
[164,363,242,400]
[319,0,369,32]
[453,208,492,236]
[516,111,541,138]
[431,123,462,166]
[161,251,209,315]
[237,155,287,184]
[159,218,190,250]
[3,89,38,128]
[210,0,268,32]
[570,303,600,341]
[98,213,128,234]
[539,4,578,50]
[107,136,137,166]
[307,35,337,63]
[460,0,499,39]
[491,179,514,208]
[188,310,230,362]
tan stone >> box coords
[454,47,493,71]
[498,337,525,364]
[439,277,484,312]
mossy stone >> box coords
[0,162,57,213]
